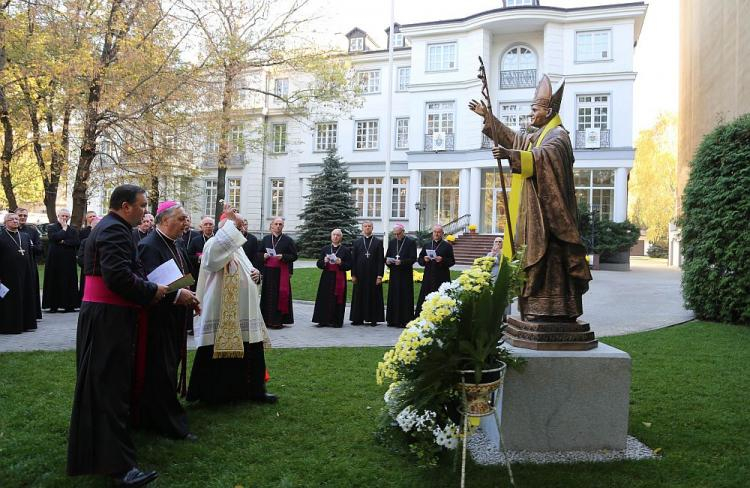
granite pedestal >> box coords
[481,342,631,451]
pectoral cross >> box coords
[365,252,370,258]
[18,249,25,256]
[395,255,400,260]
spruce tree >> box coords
[297,149,360,257]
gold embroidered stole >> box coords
[213,258,244,359]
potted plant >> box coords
[376,254,524,466]
[467,224,478,234]
[445,233,457,244]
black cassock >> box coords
[136,231,190,439]
[385,236,418,328]
[349,235,385,324]
[312,244,353,327]
[67,212,158,477]
[186,233,212,285]
[415,240,456,315]
[180,228,201,253]
[258,234,298,326]
[43,223,80,311]
[19,223,42,319]
[131,228,149,247]
[242,232,262,270]
[0,230,37,333]
[77,226,93,300]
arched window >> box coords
[500,46,537,89]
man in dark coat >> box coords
[131,213,154,246]
[77,211,98,300]
[186,215,214,283]
[385,223,417,328]
[136,201,199,441]
[0,212,37,333]
[238,215,261,270]
[259,217,298,328]
[313,229,353,328]
[180,214,201,251]
[349,221,384,326]
[67,184,168,486]
[43,208,80,312]
[415,224,455,316]
[16,208,42,319]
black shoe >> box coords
[183,432,199,442]
[315,323,328,328]
[113,467,158,487]
[332,324,343,328]
[249,393,278,404]
[369,322,379,327]
[351,322,364,326]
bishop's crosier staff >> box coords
[476,56,516,256]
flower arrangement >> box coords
[376,253,525,465]
[445,234,456,243]
[467,224,478,232]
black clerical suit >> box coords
[43,223,80,311]
[242,231,262,270]
[19,223,42,319]
[258,233,298,326]
[67,212,158,477]
[349,234,385,325]
[186,233,212,284]
[312,244,353,327]
[415,239,455,315]
[0,229,37,333]
[385,236,418,327]
[136,230,191,439]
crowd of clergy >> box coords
[0,183,474,486]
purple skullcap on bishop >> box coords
[156,200,179,216]
[392,223,405,231]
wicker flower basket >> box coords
[457,363,507,417]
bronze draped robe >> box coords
[483,114,592,320]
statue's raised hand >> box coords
[468,99,488,118]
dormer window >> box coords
[350,37,364,52]
[505,0,536,6]
[393,33,404,48]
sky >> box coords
[308,0,679,137]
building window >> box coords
[499,103,531,131]
[576,30,612,62]
[397,66,410,91]
[391,177,408,219]
[355,120,379,150]
[500,46,537,89]
[393,33,404,48]
[351,177,383,218]
[315,122,337,151]
[505,0,535,6]
[575,169,614,221]
[426,102,454,134]
[395,118,409,150]
[272,124,287,153]
[427,42,457,71]
[205,132,218,153]
[230,125,243,153]
[577,95,610,130]
[357,70,381,94]
[349,37,364,52]
[270,178,285,217]
[420,170,460,225]
[274,78,289,99]
[227,178,241,212]
[204,180,217,216]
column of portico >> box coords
[469,167,482,228]
[408,169,421,232]
[459,168,471,218]
[613,167,629,222]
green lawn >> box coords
[1,321,748,487]
[291,267,462,303]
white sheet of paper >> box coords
[0,283,9,299]
[426,250,437,259]
[146,259,183,286]
[266,248,277,256]
[386,257,396,264]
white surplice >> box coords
[194,219,269,347]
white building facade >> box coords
[196,1,647,236]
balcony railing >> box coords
[481,134,493,149]
[202,152,245,168]
[499,69,537,89]
[423,132,455,152]
[575,129,611,149]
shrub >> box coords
[681,113,750,324]
[577,203,640,257]
[647,242,669,259]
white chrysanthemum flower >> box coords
[396,406,417,432]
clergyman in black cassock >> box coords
[186,216,214,284]
[385,224,417,328]
[415,224,456,316]
[0,213,38,333]
[17,208,42,319]
[131,213,153,247]
[43,208,80,312]
[238,216,262,269]
[77,211,98,300]
[135,202,199,440]
[67,185,165,485]
[312,229,353,328]
[259,217,298,328]
[349,221,385,326]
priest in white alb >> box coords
[186,205,277,404]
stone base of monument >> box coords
[481,341,631,451]
[504,316,599,351]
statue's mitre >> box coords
[533,74,565,113]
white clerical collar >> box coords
[156,228,177,242]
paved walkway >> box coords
[0,257,692,353]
